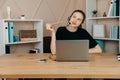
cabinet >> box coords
[86,0,120,53]
[0,19,43,55]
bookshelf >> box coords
[0,19,43,55]
[86,0,119,53]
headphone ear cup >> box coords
[67,17,70,22]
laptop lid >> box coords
[56,40,89,62]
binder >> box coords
[110,26,119,39]
[117,26,119,39]
[113,0,119,16]
[116,0,119,16]
[112,26,118,39]
[113,0,117,16]
[4,22,9,43]
[8,22,14,43]
[107,0,114,16]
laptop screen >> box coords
[56,40,89,62]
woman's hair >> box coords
[68,10,86,28]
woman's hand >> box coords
[49,54,56,61]
[46,23,55,32]
[46,21,61,32]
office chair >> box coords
[43,36,51,53]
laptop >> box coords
[56,40,89,62]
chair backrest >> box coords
[43,36,51,53]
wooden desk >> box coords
[0,53,120,78]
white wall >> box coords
[0,0,86,36]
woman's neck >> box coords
[66,25,78,32]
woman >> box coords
[46,10,102,58]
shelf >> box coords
[87,16,119,20]
[3,19,42,22]
[86,0,120,53]
[94,37,119,41]
[0,18,43,54]
[6,40,41,45]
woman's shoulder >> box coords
[78,28,88,32]
[78,28,91,35]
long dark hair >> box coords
[68,10,86,28]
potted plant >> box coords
[92,10,97,17]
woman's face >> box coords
[69,12,83,28]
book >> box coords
[8,22,14,43]
[113,0,119,16]
[107,0,114,16]
[110,26,119,39]
[116,0,119,16]
[113,0,117,16]
[113,26,118,39]
[118,26,119,39]
[4,22,9,43]
[93,24,105,38]
[5,45,10,54]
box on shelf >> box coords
[19,30,37,41]
[93,24,105,38]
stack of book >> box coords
[110,26,119,39]
[107,0,119,16]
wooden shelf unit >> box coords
[0,19,43,54]
[86,0,120,53]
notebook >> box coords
[56,40,89,62]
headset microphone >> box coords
[68,22,71,24]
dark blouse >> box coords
[56,27,98,48]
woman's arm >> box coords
[89,44,102,53]
[46,24,56,54]
[50,30,56,54]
